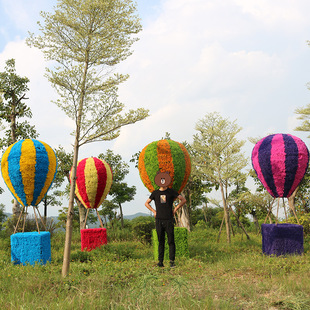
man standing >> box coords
[145,171,186,267]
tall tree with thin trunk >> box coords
[0,59,39,216]
[192,112,248,243]
[27,0,149,276]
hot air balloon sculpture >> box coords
[70,157,113,251]
[138,139,191,193]
[1,139,57,265]
[1,139,57,232]
[251,133,309,256]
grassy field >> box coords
[0,227,309,310]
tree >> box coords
[99,200,118,226]
[294,104,310,135]
[0,204,7,231]
[27,0,149,276]
[57,204,97,230]
[192,112,248,243]
[98,149,136,228]
[177,142,212,230]
[0,59,39,216]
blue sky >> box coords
[1,0,310,216]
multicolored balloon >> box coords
[71,157,113,209]
[251,134,309,198]
[138,139,191,193]
[1,139,57,207]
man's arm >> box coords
[145,198,156,217]
[173,195,186,215]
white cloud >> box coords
[234,0,310,30]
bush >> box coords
[284,214,310,235]
[130,216,155,244]
[3,215,57,236]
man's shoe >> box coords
[170,261,176,268]
[157,262,164,267]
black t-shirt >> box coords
[149,188,179,220]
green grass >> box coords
[0,227,309,309]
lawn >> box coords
[0,227,309,309]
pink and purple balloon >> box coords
[251,134,309,198]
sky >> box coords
[1,0,310,217]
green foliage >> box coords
[0,205,6,231]
[0,58,38,148]
[284,214,310,234]
[192,112,248,186]
[130,216,155,244]
[200,206,223,229]
[295,103,310,135]
[57,205,97,231]
[152,227,189,260]
[98,149,136,228]
[3,214,57,235]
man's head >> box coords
[154,171,172,187]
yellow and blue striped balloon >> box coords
[1,139,57,207]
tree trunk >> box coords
[219,181,231,243]
[62,138,79,277]
[229,207,250,240]
[203,204,208,224]
[12,199,21,217]
[176,204,191,232]
[77,199,87,230]
[252,212,259,232]
[217,213,225,243]
[287,187,300,224]
[62,57,88,277]
[119,203,124,229]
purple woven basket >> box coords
[261,223,303,256]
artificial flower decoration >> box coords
[138,139,191,193]
[252,134,309,198]
[1,139,57,207]
[71,157,113,209]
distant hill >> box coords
[124,212,150,220]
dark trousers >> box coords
[155,219,175,262]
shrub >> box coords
[284,214,310,235]
[130,216,155,244]
[3,215,57,235]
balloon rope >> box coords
[287,198,300,225]
[33,206,40,234]
[96,209,104,229]
[275,198,279,225]
[14,205,25,234]
[36,207,47,231]
[282,198,288,222]
[22,206,28,233]
[83,209,90,229]
[263,198,275,224]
